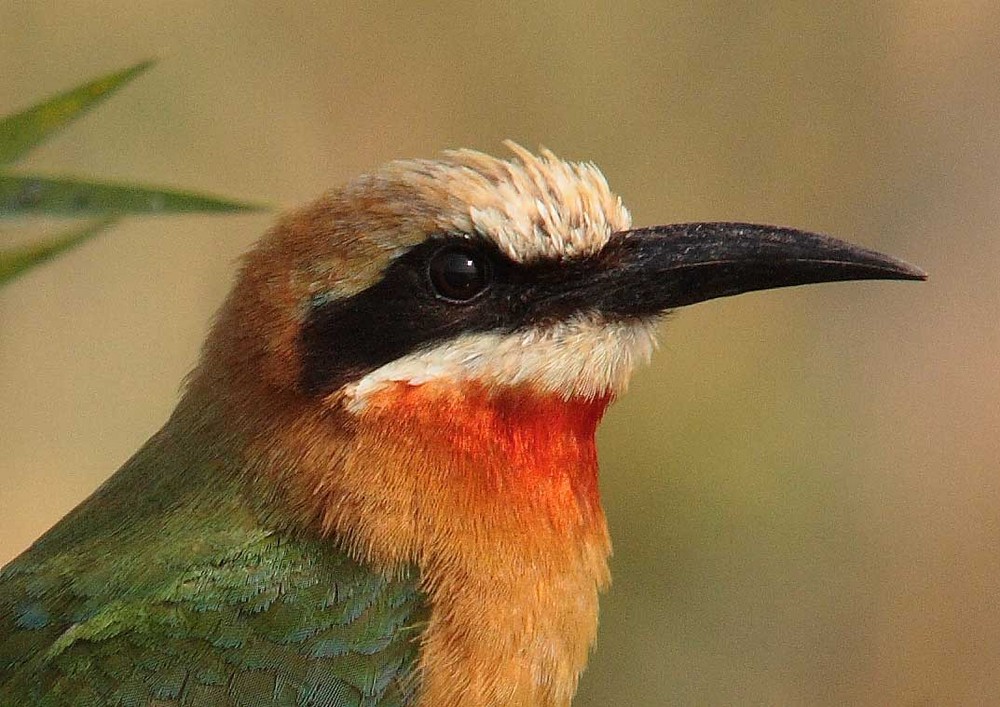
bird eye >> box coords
[428,245,492,302]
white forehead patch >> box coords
[340,316,658,413]
[384,141,632,263]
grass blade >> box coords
[0,174,266,217]
[0,60,154,166]
[0,217,117,287]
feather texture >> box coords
[0,407,427,706]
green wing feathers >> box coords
[0,422,427,706]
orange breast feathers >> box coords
[338,381,615,707]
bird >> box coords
[0,143,924,707]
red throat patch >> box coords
[360,382,612,527]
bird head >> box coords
[186,143,923,706]
[198,141,922,424]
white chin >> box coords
[341,316,659,412]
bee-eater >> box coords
[0,144,924,706]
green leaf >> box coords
[0,60,154,166]
[0,174,265,217]
[0,218,116,287]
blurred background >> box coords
[1,2,996,704]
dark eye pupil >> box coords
[429,246,490,301]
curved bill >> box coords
[583,222,926,318]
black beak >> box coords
[585,222,926,318]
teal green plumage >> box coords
[0,402,427,706]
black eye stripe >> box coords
[301,236,506,395]
[298,234,625,396]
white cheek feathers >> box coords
[340,316,659,413]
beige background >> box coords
[1,2,997,704]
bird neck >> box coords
[287,381,613,707]
[184,368,614,707]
